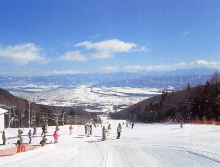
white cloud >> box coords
[124,63,181,71]
[0,43,48,65]
[90,51,113,59]
[58,51,87,62]
[75,39,137,59]
[183,31,189,36]
[103,66,118,71]
[124,65,171,71]
[45,70,80,75]
[174,62,187,67]
[124,65,142,70]
[141,46,147,52]
[89,34,100,39]
[123,60,220,73]
[191,60,217,66]
[144,65,171,71]
[75,39,136,53]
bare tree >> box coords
[210,71,220,85]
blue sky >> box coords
[0,0,220,76]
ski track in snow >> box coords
[1,118,220,167]
[148,145,220,167]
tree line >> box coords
[110,72,220,123]
[0,88,102,128]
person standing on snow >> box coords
[102,126,108,141]
[131,123,134,129]
[69,125,73,135]
[28,130,32,144]
[116,126,121,139]
[53,131,59,143]
[87,125,91,137]
[2,131,6,145]
[33,124,37,135]
[107,124,111,136]
[41,124,46,137]
[90,124,93,135]
[118,123,122,132]
[108,124,111,131]
[85,124,88,135]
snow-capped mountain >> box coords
[0,67,216,90]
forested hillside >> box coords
[110,72,220,123]
[0,88,100,128]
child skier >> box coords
[53,131,59,143]
[102,126,108,141]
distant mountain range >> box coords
[0,67,218,91]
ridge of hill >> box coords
[0,67,216,91]
[110,81,220,123]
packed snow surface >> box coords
[1,117,220,167]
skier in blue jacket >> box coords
[28,130,32,144]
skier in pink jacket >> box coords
[53,131,59,143]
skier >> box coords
[16,139,21,146]
[85,124,88,135]
[87,125,90,137]
[18,128,23,143]
[102,126,108,141]
[90,124,92,135]
[18,127,23,137]
[118,123,122,132]
[116,126,121,139]
[2,131,6,145]
[33,124,37,135]
[16,140,21,153]
[41,124,46,137]
[53,131,59,143]
[69,125,73,135]
[28,130,32,144]
[180,120,183,128]
[40,136,47,146]
[107,124,111,136]
[131,123,134,129]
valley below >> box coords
[8,85,162,113]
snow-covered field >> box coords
[1,118,220,167]
[10,86,161,112]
